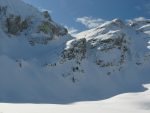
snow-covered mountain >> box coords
[0,0,150,104]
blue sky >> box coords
[23,0,150,33]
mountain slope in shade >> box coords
[0,84,150,113]
[0,0,150,104]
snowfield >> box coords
[0,0,150,112]
[0,84,150,113]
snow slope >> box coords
[128,17,150,35]
[0,0,150,106]
[0,0,40,18]
[0,84,150,113]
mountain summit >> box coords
[0,0,150,104]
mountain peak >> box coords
[0,0,150,104]
[0,0,40,18]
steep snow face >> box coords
[128,18,150,36]
[128,18,150,49]
[0,0,150,104]
[0,0,68,41]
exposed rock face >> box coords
[0,6,7,16]
[90,33,129,68]
[28,20,68,45]
[59,18,149,78]
[61,38,86,61]
[0,2,68,45]
[42,11,52,21]
[38,21,68,36]
[6,15,29,35]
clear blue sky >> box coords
[23,0,150,31]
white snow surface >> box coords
[0,84,150,113]
[0,2,150,113]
